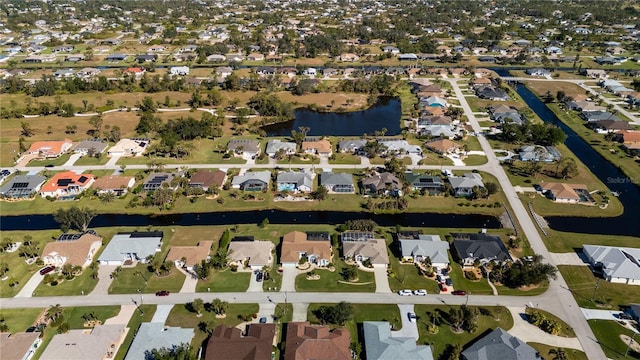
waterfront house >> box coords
[583,245,640,285]
[98,232,163,266]
[452,233,512,266]
[281,231,332,266]
[92,175,136,196]
[227,239,274,269]
[40,171,95,199]
[320,172,355,193]
[397,232,450,269]
[41,231,102,268]
[0,175,46,199]
[231,171,271,191]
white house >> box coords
[583,245,640,285]
[170,66,189,76]
[97,232,163,266]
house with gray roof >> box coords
[495,112,527,125]
[97,232,163,266]
[53,68,75,78]
[231,171,271,191]
[338,139,367,154]
[398,234,450,269]
[276,171,313,193]
[320,172,354,193]
[125,322,194,360]
[379,140,422,155]
[448,173,485,197]
[363,322,433,360]
[142,172,180,192]
[265,139,296,157]
[73,140,108,155]
[583,245,640,285]
[476,85,509,101]
[518,145,561,162]
[421,125,455,138]
[0,175,46,199]
[580,111,621,122]
[461,328,539,360]
[452,233,512,266]
[40,325,126,360]
[406,173,445,195]
[227,139,261,158]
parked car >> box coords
[441,268,449,276]
[439,283,447,292]
[155,290,170,296]
[413,289,427,296]
[259,317,267,323]
[452,290,467,296]
[445,278,453,286]
[256,272,263,282]
[436,274,445,283]
[398,289,412,296]
[408,312,417,323]
[39,266,55,275]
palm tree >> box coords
[548,348,567,360]
[46,304,63,323]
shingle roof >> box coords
[98,232,163,263]
[398,235,450,264]
[0,175,46,197]
[583,245,640,281]
[92,176,134,191]
[41,232,102,267]
[232,171,271,188]
[124,323,193,360]
[205,324,276,360]
[461,328,538,360]
[363,322,433,360]
[0,332,40,360]
[40,325,126,360]
[281,232,331,264]
[228,240,274,267]
[320,172,353,187]
[342,238,390,265]
[284,322,350,360]
[166,241,213,267]
[452,233,511,262]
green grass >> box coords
[0,308,43,333]
[463,155,488,166]
[73,155,110,166]
[387,258,440,294]
[329,153,361,165]
[0,250,39,298]
[495,281,549,296]
[541,228,640,253]
[558,266,640,309]
[295,258,376,292]
[277,154,320,165]
[114,305,156,360]
[588,320,640,359]
[26,154,72,167]
[196,269,251,292]
[463,136,483,151]
[447,262,493,295]
[108,264,186,294]
[63,306,121,329]
[418,154,454,166]
[524,307,576,338]
[34,268,100,296]
[528,343,588,360]
[415,305,514,359]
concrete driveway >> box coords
[15,272,44,298]
[281,264,298,292]
[393,304,419,340]
[254,301,276,323]
[373,264,391,293]
[63,153,82,167]
[247,270,264,292]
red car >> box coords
[452,290,467,296]
[39,266,55,275]
[155,290,170,296]
[439,283,447,292]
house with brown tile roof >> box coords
[302,139,332,156]
[0,332,41,360]
[40,171,95,198]
[228,240,274,269]
[281,231,332,266]
[205,324,276,360]
[540,181,589,203]
[27,139,73,158]
[92,175,135,196]
[41,231,103,268]
[166,241,213,269]
[284,322,351,360]
[426,139,460,154]
[189,170,226,191]
[471,77,492,87]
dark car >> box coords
[39,266,55,275]
[256,272,263,282]
[44,164,55,168]
[441,268,449,276]
[155,290,170,296]
[259,317,267,323]
[452,290,467,296]
[445,278,453,286]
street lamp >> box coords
[136,289,144,315]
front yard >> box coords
[589,320,640,359]
[558,265,640,309]
[108,264,186,294]
[295,259,376,293]
[196,269,251,292]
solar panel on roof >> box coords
[11,182,29,189]
[78,176,88,183]
[57,179,73,186]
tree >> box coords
[340,265,358,281]
[501,256,557,288]
[0,317,8,332]
[313,302,354,325]
[549,348,568,360]
[211,298,229,315]
[20,122,35,137]
[448,307,464,332]
[191,298,205,316]
[310,186,328,201]
[88,115,103,137]
[147,343,194,360]
[560,158,578,179]
[46,304,63,323]
[53,206,96,232]
[485,182,499,195]
[556,91,566,103]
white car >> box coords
[398,289,412,296]
[413,289,427,296]
[408,312,417,323]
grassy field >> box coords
[108,264,186,294]
[295,258,376,292]
[558,265,640,309]
[589,320,640,359]
[114,305,156,360]
[196,269,251,292]
[387,257,440,294]
[463,154,488,165]
[0,308,43,333]
[448,262,494,295]
[524,307,577,338]
[329,153,361,165]
[414,305,514,359]
[34,268,100,296]
[528,343,589,360]
[540,228,640,253]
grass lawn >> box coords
[114,305,156,360]
[369,156,413,165]
[463,155,487,166]
[0,250,39,298]
[27,153,71,167]
[63,305,121,329]
[528,343,588,360]
[387,258,440,294]
[0,308,43,332]
[495,281,549,296]
[524,307,576,338]
[589,320,640,359]
[108,264,186,294]
[418,154,454,166]
[277,154,320,165]
[464,136,483,151]
[296,258,376,293]
[34,268,99,296]
[522,192,622,218]
[541,228,640,253]
[448,262,493,295]
[329,153,361,165]
[73,155,110,166]
[196,269,251,292]
[558,266,640,309]
[414,305,514,359]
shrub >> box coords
[464,270,479,281]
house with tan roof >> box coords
[540,181,589,203]
[426,139,460,154]
[205,324,276,360]
[228,239,274,269]
[27,139,73,158]
[341,232,390,265]
[107,138,150,157]
[92,175,135,196]
[284,322,351,360]
[189,170,226,191]
[338,53,359,62]
[281,231,332,266]
[166,241,213,270]
[471,77,492,87]
[301,139,332,157]
[40,171,95,199]
[41,231,102,268]
[0,332,41,360]
[40,324,127,360]
[247,53,265,61]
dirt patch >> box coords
[621,335,640,352]
[269,231,278,237]
[517,284,541,292]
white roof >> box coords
[584,245,640,280]
[399,235,450,264]
[98,233,162,263]
[40,325,126,360]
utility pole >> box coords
[591,278,600,303]
[625,331,638,358]
[136,289,144,315]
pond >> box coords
[262,97,401,136]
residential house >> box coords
[205,324,276,360]
[265,139,296,157]
[227,54,244,62]
[216,66,233,79]
[170,66,189,76]
[421,125,456,138]
[426,139,460,154]
[382,46,400,55]
[406,173,445,195]
[40,171,95,199]
[398,233,450,269]
[341,232,390,265]
[398,53,418,61]
[53,68,75,78]
[135,54,157,63]
[461,328,539,360]
[582,69,608,79]
[281,231,332,266]
[0,332,41,360]
[105,54,127,61]
[124,323,194,360]
[231,171,271,191]
[0,175,46,199]
[525,68,551,77]
[590,119,630,133]
[451,233,512,266]
[616,130,640,154]
[476,85,510,101]
[92,175,135,196]
[583,245,640,285]
[27,139,73,158]
[338,139,367,154]
[301,138,332,157]
[97,232,163,266]
[417,84,444,98]
[567,101,605,113]
[323,68,340,77]
[40,325,127,360]
[22,54,56,63]
[64,54,84,62]
[303,68,317,76]
[363,322,434,360]
[227,139,261,158]
[142,172,180,192]
[471,77,492,87]
[540,181,589,203]
[147,45,166,53]
[361,172,402,196]
[73,140,107,155]
[448,173,485,197]
[422,96,448,108]
[339,53,359,62]
[76,67,100,78]
[627,304,640,322]
[227,238,274,269]
[107,138,150,157]
[276,171,314,193]
[189,170,226,191]
[284,322,350,360]
[320,172,355,193]
[247,53,265,61]
[518,145,561,162]
[581,111,621,122]
[41,231,102,268]
[379,140,422,155]
[166,241,213,270]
